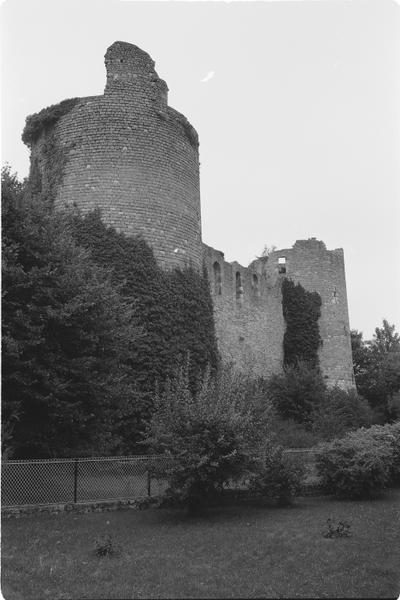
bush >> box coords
[267,362,326,425]
[144,363,273,514]
[311,387,373,441]
[315,428,393,499]
[249,444,304,506]
[271,418,320,448]
[363,422,400,486]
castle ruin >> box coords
[24,41,355,388]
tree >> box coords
[311,387,373,441]
[2,167,141,458]
[351,320,400,421]
[144,363,272,514]
[266,362,326,426]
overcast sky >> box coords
[2,0,399,339]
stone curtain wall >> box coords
[202,244,284,378]
[204,239,355,388]
[27,42,202,270]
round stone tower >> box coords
[25,41,203,270]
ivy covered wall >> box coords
[69,210,220,395]
[281,278,322,369]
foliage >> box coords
[69,209,219,399]
[2,168,140,458]
[351,321,400,421]
[267,362,326,426]
[311,387,373,441]
[281,278,322,369]
[323,519,351,539]
[257,244,277,259]
[270,418,320,448]
[315,428,393,499]
[363,422,400,486]
[248,444,304,506]
[94,534,121,557]
[144,362,272,513]
[22,98,79,146]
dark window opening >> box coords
[278,256,286,274]
[252,274,259,295]
[236,271,243,298]
[213,261,222,295]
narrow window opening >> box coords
[213,261,222,295]
[252,274,259,295]
[236,271,243,298]
[278,256,286,274]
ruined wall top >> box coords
[104,41,168,106]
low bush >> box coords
[271,418,320,448]
[248,444,304,506]
[315,428,393,499]
[144,363,272,514]
[267,362,326,426]
[311,387,373,441]
[363,421,400,486]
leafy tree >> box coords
[2,167,141,458]
[351,321,400,421]
[266,362,326,426]
[311,387,373,441]
[144,363,272,514]
[69,209,219,396]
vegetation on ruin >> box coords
[2,168,219,458]
[281,278,322,369]
[2,167,140,458]
[69,208,219,395]
[21,98,80,146]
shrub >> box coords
[94,534,120,557]
[363,421,400,486]
[267,362,326,425]
[249,444,304,506]
[311,387,373,441]
[323,519,351,539]
[315,429,393,499]
[271,418,320,448]
[144,363,272,514]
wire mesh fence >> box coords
[1,449,318,508]
[1,455,173,507]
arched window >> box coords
[213,261,222,295]
[236,271,243,298]
[252,274,259,295]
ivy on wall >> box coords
[69,210,220,394]
[23,99,80,204]
[22,98,79,146]
[281,278,322,369]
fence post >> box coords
[73,458,79,503]
[147,469,151,497]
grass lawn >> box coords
[2,490,399,599]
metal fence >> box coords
[1,455,173,507]
[1,449,318,508]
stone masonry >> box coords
[25,41,355,388]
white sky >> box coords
[1,0,399,339]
